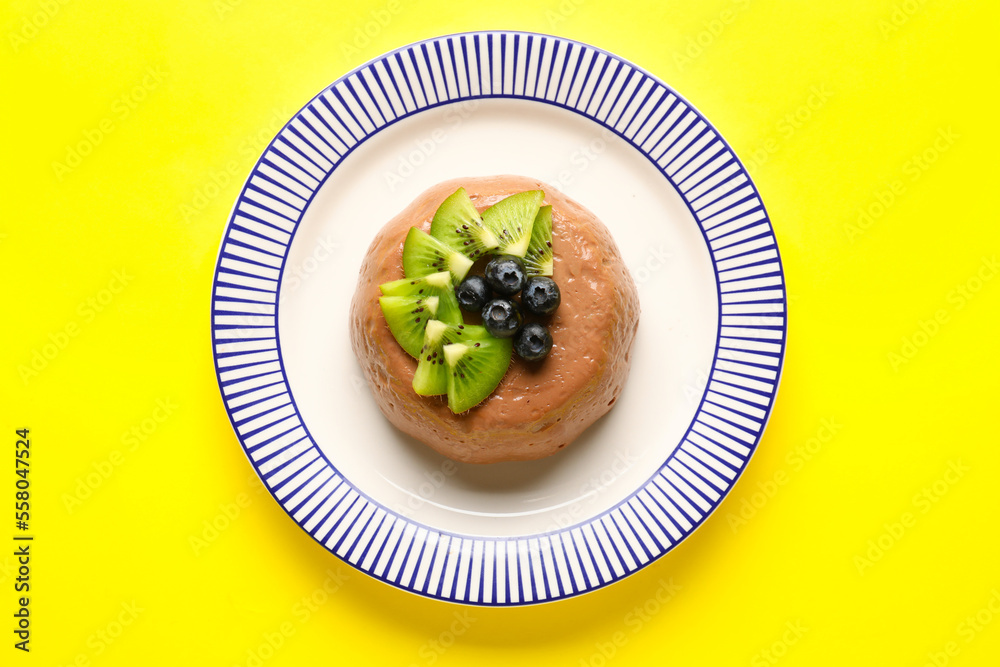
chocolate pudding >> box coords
[350,176,640,463]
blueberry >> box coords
[485,255,527,296]
[455,275,492,312]
[521,276,561,315]
[514,323,553,361]
[481,298,523,338]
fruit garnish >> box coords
[379,271,462,325]
[523,205,553,277]
[402,227,474,285]
[484,255,527,296]
[378,295,439,358]
[412,320,491,396]
[430,187,500,261]
[443,338,513,414]
[455,275,492,313]
[481,298,523,339]
[482,190,543,257]
[521,276,561,315]
[514,322,553,361]
[377,187,561,411]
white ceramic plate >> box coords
[211,31,786,605]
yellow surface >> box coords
[3,0,999,664]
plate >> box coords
[211,31,786,605]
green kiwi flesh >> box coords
[429,187,500,261]
[402,227,474,285]
[412,321,491,396]
[443,338,513,413]
[522,205,553,277]
[378,271,462,325]
[482,190,544,257]
[378,295,439,358]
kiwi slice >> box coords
[522,205,553,277]
[379,271,462,325]
[378,295,439,358]
[378,270,452,295]
[402,227,474,285]
[482,190,544,257]
[443,338,513,413]
[430,187,500,261]
[412,321,491,396]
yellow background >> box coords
[3,0,999,664]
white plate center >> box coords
[279,99,718,537]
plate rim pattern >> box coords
[210,30,787,605]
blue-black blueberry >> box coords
[455,275,492,312]
[481,298,523,338]
[521,276,561,315]
[513,322,553,361]
[484,255,527,297]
